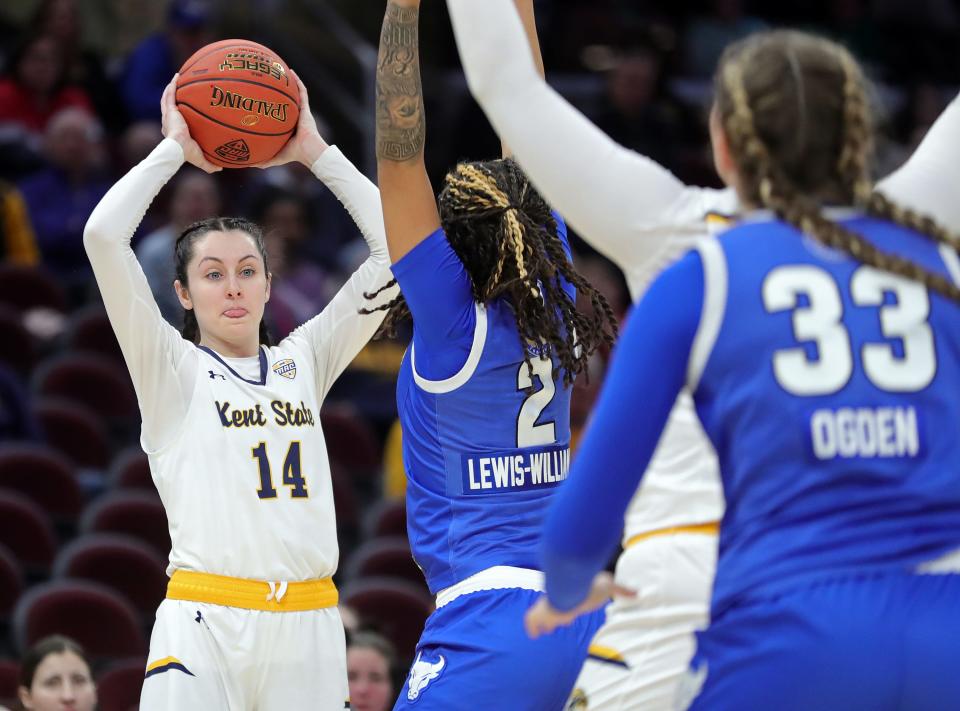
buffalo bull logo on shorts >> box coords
[272,358,297,380]
[406,651,445,702]
[214,139,250,163]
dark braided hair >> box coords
[714,30,960,302]
[362,158,618,387]
[174,216,273,346]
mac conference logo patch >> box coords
[272,358,297,380]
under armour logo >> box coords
[406,651,445,701]
[208,370,226,381]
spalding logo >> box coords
[241,115,260,126]
[406,652,445,702]
[214,139,250,162]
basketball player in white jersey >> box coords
[83,73,396,711]
[444,2,960,708]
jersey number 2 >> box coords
[253,442,309,499]
[517,357,557,447]
[763,265,936,395]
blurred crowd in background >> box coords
[0,0,955,708]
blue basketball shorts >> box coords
[392,587,604,710]
[680,572,960,711]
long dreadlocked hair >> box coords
[361,158,619,387]
[714,30,960,302]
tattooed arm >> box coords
[376,0,441,263]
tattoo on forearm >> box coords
[376,3,425,162]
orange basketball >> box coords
[175,39,300,168]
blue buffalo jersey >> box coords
[542,212,960,615]
[392,214,574,594]
[693,214,960,613]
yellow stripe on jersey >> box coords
[167,570,338,611]
[704,211,734,226]
[586,645,629,669]
[146,656,183,673]
[144,656,194,679]
[625,521,720,549]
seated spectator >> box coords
[0,33,94,177]
[120,0,214,122]
[136,168,221,325]
[683,0,767,77]
[0,180,39,265]
[347,632,396,711]
[119,121,163,172]
[26,0,127,133]
[17,107,110,287]
[251,186,338,339]
[16,635,97,711]
[593,48,693,176]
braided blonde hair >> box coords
[715,30,960,301]
[362,158,619,387]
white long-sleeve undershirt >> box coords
[83,138,395,452]
[446,0,960,297]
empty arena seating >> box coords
[80,491,170,559]
[0,491,57,576]
[0,444,83,523]
[12,580,147,660]
[53,533,167,618]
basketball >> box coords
[175,39,300,168]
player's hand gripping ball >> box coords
[175,39,300,168]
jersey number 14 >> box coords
[252,442,309,499]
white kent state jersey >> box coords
[615,189,735,540]
[443,8,960,540]
[84,138,396,581]
[150,343,337,580]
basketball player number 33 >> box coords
[763,264,936,396]
[252,442,308,499]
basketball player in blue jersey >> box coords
[366,1,618,708]
[447,3,960,709]
[525,31,960,709]
[84,73,396,710]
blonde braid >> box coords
[446,162,540,299]
[721,50,780,208]
[720,35,960,304]
[867,192,960,252]
[833,44,873,204]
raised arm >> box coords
[446,0,699,274]
[265,73,397,399]
[526,251,705,635]
[876,94,960,230]
[376,0,441,263]
[500,0,545,160]
[82,77,220,451]
[288,146,397,401]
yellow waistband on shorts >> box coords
[625,521,720,549]
[166,570,338,611]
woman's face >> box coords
[176,230,271,352]
[18,651,96,711]
[18,37,61,95]
[347,646,393,711]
